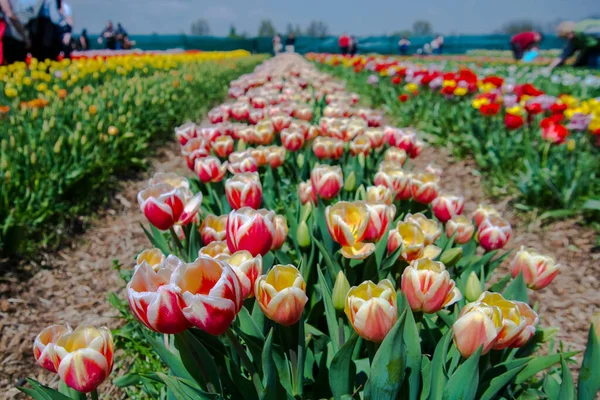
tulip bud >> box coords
[355,184,366,201]
[236,139,247,152]
[440,247,463,268]
[465,272,483,302]
[344,171,356,192]
[591,313,600,340]
[297,220,311,248]
[299,202,313,222]
[358,153,365,168]
[332,271,351,311]
[296,153,305,168]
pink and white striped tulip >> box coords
[401,258,462,313]
[195,156,228,183]
[311,164,344,200]
[477,216,512,251]
[374,168,412,200]
[345,279,397,343]
[473,205,501,227]
[445,215,475,244]
[363,202,396,242]
[173,256,243,335]
[175,122,197,145]
[137,183,202,230]
[271,214,289,250]
[33,324,72,373]
[226,208,275,257]
[281,128,305,152]
[225,172,263,210]
[211,135,234,158]
[509,247,560,290]
[218,250,262,299]
[432,194,465,223]
[410,172,440,204]
[200,214,227,244]
[255,264,308,326]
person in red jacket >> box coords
[510,31,543,60]
[339,33,350,55]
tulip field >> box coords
[0,50,263,258]
[7,52,597,400]
[309,54,600,219]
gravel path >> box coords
[0,143,191,399]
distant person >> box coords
[58,1,73,56]
[548,20,600,70]
[510,31,542,60]
[0,0,30,64]
[98,20,116,50]
[431,35,444,54]
[398,36,410,55]
[338,33,350,55]
[29,0,62,61]
[115,22,127,50]
[78,28,89,50]
[285,33,295,52]
[350,35,358,55]
[272,34,282,54]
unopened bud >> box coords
[237,139,246,152]
[566,139,576,152]
[332,271,351,311]
[440,247,462,268]
[297,220,311,248]
[592,313,600,340]
[344,171,356,192]
[465,272,483,302]
[355,184,366,201]
[358,153,365,168]
[296,153,305,169]
[299,202,312,222]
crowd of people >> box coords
[0,0,132,65]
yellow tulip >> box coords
[255,264,308,326]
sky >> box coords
[62,0,597,36]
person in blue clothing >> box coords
[398,36,410,55]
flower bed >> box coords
[0,51,264,258]
[22,54,600,399]
[309,53,600,221]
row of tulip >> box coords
[24,54,600,400]
[0,52,264,258]
[309,53,600,217]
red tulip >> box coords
[541,123,569,144]
[479,103,500,116]
[504,113,524,130]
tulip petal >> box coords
[58,348,109,393]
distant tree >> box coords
[285,23,303,36]
[190,19,210,36]
[391,29,412,37]
[228,25,245,39]
[305,20,329,37]
[258,20,277,37]
[496,20,543,35]
[412,20,433,36]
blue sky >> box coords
[65,0,597,35]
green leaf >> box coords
[155,372,219,400]
[364,310,408,400]
[515,351,579,384]
[478,362,527,400]
[145,331,195,382]
[174,330,223,393]
[443,346,481,400]
[420,356,432,400]
[313,234,340,281]
[329,333,360,399]
[261,329,277,400]
[375,228,390,269]
[400,305,422,400]
[18,379,73,400]
[317,266,340,352]
[428,329,453,400]
[558,356,575,400]
[488,274,512,293]
[502,272,529,303]
[578,324,600,400]
[582,199,600,211]
[141,223,170,254]
[238,306,265,340]
[114,373,143,387]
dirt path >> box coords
[410,145,599,357]
[0,142,190,399]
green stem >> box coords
[338,316,346,348]
[207,183,224,215]
[90,390,99,400]
[226,330,264,394]
[169,227,184,255]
